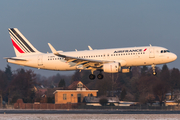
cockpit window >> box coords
[161,50,170,53]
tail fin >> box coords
[8,28,41,57]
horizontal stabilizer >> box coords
[4,57,27,61]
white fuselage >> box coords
[8,46,177,71]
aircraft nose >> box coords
[171,53,177,61]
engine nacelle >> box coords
[103,62,121,73]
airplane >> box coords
[4,28,177,80]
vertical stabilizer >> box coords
[8,28,41,56]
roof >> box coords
[37,88,47,94]
[67,81,89,90]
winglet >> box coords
[88,45,93,50]
[48,43,60,55]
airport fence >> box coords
[13,103,82,109]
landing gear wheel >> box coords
[153,72,157,76]
[89,74,95,80]
[97,74,103,79]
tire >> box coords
[97,74,103,79]
[89,74,95,80]
[153,72,157,76]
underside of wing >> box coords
[60,55,112,69]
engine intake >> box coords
[103,62,121,73]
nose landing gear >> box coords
[151,64,157,75]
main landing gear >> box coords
[89,73,103,80]
[89,74,95,80]
[89,70,103,80]
[151,64,157,75]
[97,73,103,79]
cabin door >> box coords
[38,55,43,66]
[149,48,155,58]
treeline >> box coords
[0,65,72,103]
[0,64,180,105]
[0,65,36,103]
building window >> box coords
[63,94,67,100]
[77,83,83,88]
[71,94,73,96]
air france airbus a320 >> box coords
[4,28,177,80]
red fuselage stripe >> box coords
[11,39,24,53]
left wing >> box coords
[48,43,113,69]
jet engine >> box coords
[103,62,121,73]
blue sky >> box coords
[0,1,180,76]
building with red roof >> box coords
[54,81,98,104]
